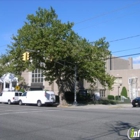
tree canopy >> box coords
[1,7,115,100]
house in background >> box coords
[0,73,18,92]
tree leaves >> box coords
[0,7,115,91]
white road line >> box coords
[0,110,59,116]
[0,109,44,112]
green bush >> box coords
[107,95,114,100]
[115,95,120,100]
[19,88,25,92]
[98,99,116,105]
[101,99,110,105]
[123,99,131,103]
[121,87,127,98]
[109,100,116,105]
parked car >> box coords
[132,97,140,107]
[18,90,56,107]
[0,91,23,104]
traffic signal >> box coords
[22,52,27,61]
[22,52,30,61]
[26,52,30,60]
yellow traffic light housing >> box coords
[22,52,27,61]
[26,52,29,60]
[22,52,30,61]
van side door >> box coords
[16,92,23,102]
[20,92,28,104]
[14,92,19,102]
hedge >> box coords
[107,95,115,100]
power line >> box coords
[90,34,140,54]
[112,46,140,54]
[109,34,140,43]
[76,10,138,31]
[90,34,140,45]
[75,0,140,25]
[109,52,140,60]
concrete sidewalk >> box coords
[59,103,133,109]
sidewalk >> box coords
[59,103,133,109]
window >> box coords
[45,92,50,100]
[19,93,22,96]
[100,89,106,97]
[22,92,27,96]
[6,83,9,88]
[15,93,18,96]
[15,92,22,96]
[32,69,44,83]
[12,82,17,88]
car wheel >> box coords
[19,100,22,106]
[8,100,11,105]
[133,104,136,107]
[37,100,42,107]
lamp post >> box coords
[118,83,122,100]
[118,85,120,100]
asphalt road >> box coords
[0,104,140,140]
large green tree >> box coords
[6,7,114,105]
[0,54,13,77]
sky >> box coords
[0,0,140,63]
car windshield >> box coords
[135,97,140,100]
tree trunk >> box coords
[59,92,68,106]
[56,79,69,106]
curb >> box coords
[57,104,132,109]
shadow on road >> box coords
[80,121,140,140]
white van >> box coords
[0,91,23,104]
[18,90,56,107]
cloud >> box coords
[133,56,140,63]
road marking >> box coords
[0,109,44,112]
[0,110,59,116]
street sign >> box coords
[15,85,20,91]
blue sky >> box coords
[0,0,140,63]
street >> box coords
[0,104,140,140]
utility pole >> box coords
[73,64,77,105]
